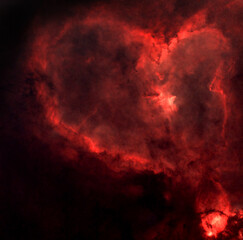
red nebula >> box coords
[22,2,243,239]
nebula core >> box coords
[0,0,242,239]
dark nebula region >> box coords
[0,0,243,239]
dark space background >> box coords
[0,0,242,239]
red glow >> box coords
[202,212,228,238]
[25,5,242,239]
